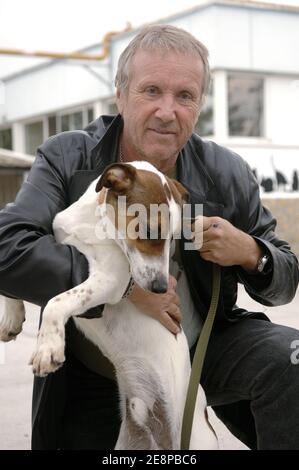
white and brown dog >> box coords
[0,161,218,450]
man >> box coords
[0,24,298,450]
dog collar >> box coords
[122,276,135,299]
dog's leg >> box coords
[189,385,218,450]
[29,271,127,377]
[0,298,26,342]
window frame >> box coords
[0,126,13,150]
[227,71,265,139]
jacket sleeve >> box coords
[236,162,299,306]
[0,136,95,309]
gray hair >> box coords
[115,24,211,107]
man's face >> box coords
[116,49,203,166]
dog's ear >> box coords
[166,178,189,206]
[95,163,136,194]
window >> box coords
[0,128,12,150]
[194,80,214,137]
[47,106,94,137]
[87,107,94,123]
[61,111,83,132]
[61,114,70,132]
[228,75,264,137]
[73,111,83,129]
[48,115,57,137]
[25,121,43,155]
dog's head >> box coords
[95,161,188,293]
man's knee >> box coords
[249,322,299,398]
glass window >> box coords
[61,114,70,132]
[61,111,83,132]
[228,75,264,137]
[73,111,83,130]
[87,107,94,123]
[194,81,214,136]
[25,121,43,155]
[47,106,95,137]
[48,115,57,136]
[0,128,12,150]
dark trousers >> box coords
[61,318,299,450]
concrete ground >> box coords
[0,285,299,450]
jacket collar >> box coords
[90,114,123,173]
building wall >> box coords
[262,197,299,256]
[2,61,110,123]
[1,3,299,126]
[212,5,299,73]
[265,76,299,146]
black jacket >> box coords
[0,114,298,449]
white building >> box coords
[0,0,299,203]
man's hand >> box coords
[128,275,181,335]
[192,216,263,271]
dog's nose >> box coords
[151,278,168,294]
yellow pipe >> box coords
[0,23,132,61]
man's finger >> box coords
[161,311,181,335]
[167,304,182,324]
[168,275,177,291]
[193,215,213,232]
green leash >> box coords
[180,263,221,450]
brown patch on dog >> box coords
[166,177,189,205]
[95,163,136,193]
[105,167,172,256]
[54,297,61,302]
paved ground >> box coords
[0,285,299,450]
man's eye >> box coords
[179,91,193,101]
[145,86,159,96]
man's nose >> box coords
[154,94,176,123]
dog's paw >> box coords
[29,328,65,377]
[0,299,25,342]
[0,324,23,342]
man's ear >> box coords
[167,178,189,206]
[95,163,136,194]
[116,88,124,115]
